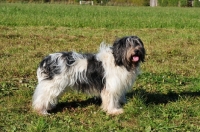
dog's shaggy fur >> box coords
[32,36,145,115]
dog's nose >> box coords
[134,50,139,54]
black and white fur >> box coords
[32,36,145,115]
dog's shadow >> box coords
[49,88,200,114]
[127,88,200,105]
[49,97,102,114]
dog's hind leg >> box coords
[32,76,68,115]
[32,53,70,115]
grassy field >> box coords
[1,3,200,29]
[0,3,200,131]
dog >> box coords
[32,36,145,115]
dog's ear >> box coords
[112,37,126,66]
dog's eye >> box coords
[135,42,140,47]
[134,39,144,47]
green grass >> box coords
[1,3,200,29]
[0,3,200,131]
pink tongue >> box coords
[133,56,139,62]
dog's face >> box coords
[112,36,145,70]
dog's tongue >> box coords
[132,56,139,62]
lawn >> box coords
[0,3,200,131]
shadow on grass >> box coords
[49,89,200,114]
[49,97,102,114]
[127,88,200,105]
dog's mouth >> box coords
[131,48,145,63]
[127,48,145,65]
[132,56,140,62]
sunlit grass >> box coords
[0,3,200,29]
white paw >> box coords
[107,108,124,115]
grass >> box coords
[1,3,200,29]
[0,3,200,131]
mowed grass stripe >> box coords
[0,3,200,29]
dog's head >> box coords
[112,36,145,70]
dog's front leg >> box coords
[101,88,123,115]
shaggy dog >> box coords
[32,36,145,115]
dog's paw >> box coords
[41,111,51,115]
[107,108,124,115]
[33,108,50,115]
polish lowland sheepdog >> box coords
[32,36,145,115]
